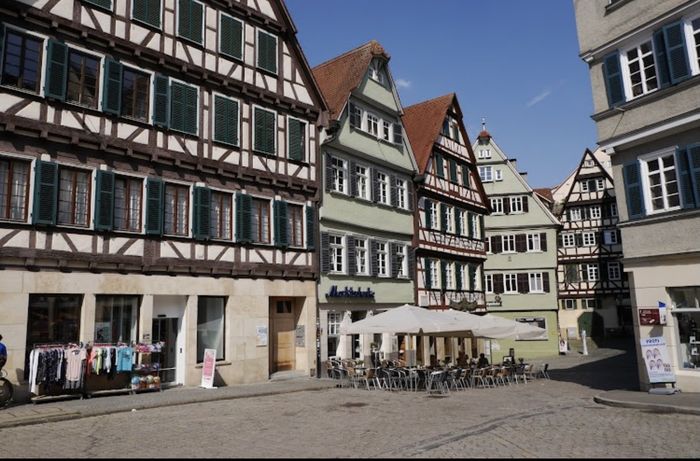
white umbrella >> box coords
[335,311,352,358]
[340,304,458,336]
[438,309,546,340]
[478,313,547,340]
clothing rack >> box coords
[29,343,87,404]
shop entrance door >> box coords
[152,317,179,384]
[270,299,296,373]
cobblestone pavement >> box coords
[2,377,698,458]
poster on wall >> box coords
[295,325,305,347]
[200,348,217,389]
[256,326,268,347]
[640,337,676,384]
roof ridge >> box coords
[404,93,454,111]
[312,40,378,71]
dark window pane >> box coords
[121,68,150,121]
[1,31,43,92]
[66,50,100,108]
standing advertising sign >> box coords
[640,337,675,384]
[200,348,217,389]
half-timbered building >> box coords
[312,41,419,370]
[551,148,631,340]
[403,93,490,364]
[474,127,560,359]
[0,0,327,395]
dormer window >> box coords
[369,59,384,84]
[441,116,461,143]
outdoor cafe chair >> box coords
[513,364,528,384]
[426,370,449,396]
[537,363,550,380]
[525,363,539,381]
[470,368,487,388]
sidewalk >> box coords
[0,378,337,429]
[594,389,700,415]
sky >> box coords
[285,0,597,189]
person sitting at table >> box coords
[477,353,489,368]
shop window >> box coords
[197,296,225,363]
[671,287,700,369]
[515,317,547,340]
[327,311,342,358]
[94,295,140,343]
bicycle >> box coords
[0,368,14,408]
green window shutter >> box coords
[184,85,198,135]
[449,159,458,183]
[288,118,305,161]
[435,154,444,178]
[214,95,239,146]
[686,143,700,207]
[178,0,202,44]
[663,21,690,84]
[424,259,432,289]
[145,178,164,235]
[32,160,58,225]
[462,163,469,187]
[305,205,315,250]
[602,52,625,107]
[170,82,198,135]
[220,14,243,60]
[257,30,277,74]
[94,170,115,231]
[440,203,447,230]
[653,29,671,89]
[45,39,68,101]
[192,186,211,241]
[84,0,112,10]
[440,261,447,291]
[479,215,484,240]
[0,24,5,62]
[622,162,645,219]
[676,148,696,209]
[273,200,288,248]
[424,200,432,229]
[102,58,123,116]
[254,108,275,154]
[469,265,477,291]
[467,212,474,238]
[455,264,462,291]
[152,75,170,128]
[133,0,161,28]
[235,193,252,243]
[455,209,462,235]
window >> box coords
[529,273,544,293]
[210,191,232,240]
[327,311,342,357]
[581,180,589,192]
[596,178,605,190]
[693,18,700,71]
[58,167,91,227]
[1,29,43,93]
[478,149,491,159]
[502,234,516,253]
[504,274,518,293]
[355,238,368,275]
[584,298,597,309]
[563,299,577,310]
[460,210,469,236]
[590,205,601,219]
[434,154,445,178]
[624,40,658,98]
[583,231,597,246]
[0,157,30,222]
[510,196,523,213]
[430,201,439,230]
[460,264,469,291]
[197,297,225,362]
[66,49,100,108]
[95,295,140,343]
[377,171,389,205]
[445,206,454,234]
[251,198,270,244]
[329,235,344,273]
[163,183,189,236]
[84,0,112,10]
[396,245,407,278]
[214,95,240,146]
[485,274,493,293]
[494,169,503,181]
[562,233,575,248]
[331,157,348,194]
[490,197,503,214]
[515,317,547,340]
[586,264,599,281]
[478,166,493,182]
[603,230,619,245]
[377,241,389,277]
[286,204,303,247]
[287,117,306,162]
[471,213,479,239]
[642,152,680,213]
[177,0,204,44]
[610,202,618,217]
[355,164,369,200]
[219,13,243,60]
[366,112,379,137]
[132,0,162,28]
[369,59,384,84]
[253,107,276,154]
[569,208,582,221]
[114,175,142,232]
[396,178,407,209]
[527,233,541,252]
[382,120,391,142]
[608,262,621,280]
[121,67,150,122]
[445,262,455,290]
[564,264,580,284]
[170,81,198,135]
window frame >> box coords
[113,174,144,233]
[527,233,541,252]
[250,196,271,244]
[163,181,190,237]
[65,47,101,110]
[209,189,233,241]
[502,234,516,253]
[608,262,622,280]
[562,233,576,248]
[376,171,390,206]
[639,148,682,215]
[252,105,277,155]
[376,241,389,278]
[490,197,503,215]
[582,231,597,247]
[286,115,307,162]
[620,36,660,100]
[529,272,544,293]
[355,237,369,276]
[445,205,454,234]
[395,177,407,210]
[131,0,163,30]
[331,156,348,195]
[196,296,226,363]
[287,202,304,248]
[485,273,493,294]
[586,264,600,282]
[57,165,92,228]
[589,205,602,219]
[121,65,152,123]
[603,229,619,245]
[510,196,524,214]
[444,261,455,290]
[0,27,45,95]
[176,0,205,46]
[213,92,241,148]
[478,165,493,182]
[569,208,582,221]
[218,11,244,61]
[563,299,577,310]
[329,234,345,274]
[396,244,408,279]
[504,273,518,294]
[354,163,370,200]
[0,155,31,223]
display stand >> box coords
[84,343,162,398]
[129,347,162,394]
[30,343,85,404]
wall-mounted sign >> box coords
[639,309,661,325]
[256,326,268,347]
[295,325,305,347]
[326,285,375,299]
[486,295,502,308]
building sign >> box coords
[256,326,268,347]
[200,348,217,389]
[639,309,661,325]
[486,295,502,308]
[295,325,305,347]
[326,286,375,299]
[640,337,676,384]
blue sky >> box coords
[286,0,597,189]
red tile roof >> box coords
[534,188,554,202]
[402,93,456,174]
[311,40,390,121]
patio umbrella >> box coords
[438,310,546,340]
[335,311,352,358]
[339,304,459,336]
[477,313,547,340]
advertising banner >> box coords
[200,348,217,389]
[640,337,675,384]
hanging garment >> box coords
[29,349,40,395]
[64,348,86,390]
[117,347,134,373]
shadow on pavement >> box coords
[547,337,640,391]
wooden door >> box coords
[271,299,295,372]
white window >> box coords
[396,178,407,209]
[562,233,575,248]
[478,166,493,182]
[580,180,589,192]
[596,178,605,190]
[430,259,440,287]
[527,233,541,252]
[377,171,390,205]
[485,274,494,293]
[582,231,597,246]
[327,311,342,336]
[590,205,601,219]
[490,197,503,214]
[355,238,368,275]
[563,299,577,310]
[692,17,700,74]
[355,164,370,200]
[529,273,544,293]
[329,235,344,273]
[366,112,379,137]
[396,245,408,278]
[479,149,491,159]
[603,230,618,245]
[504,274,518,293]
[569,208,582,221]
[642,151,681,213]
[377,241,389,277]
[382,120,391,142]
[331,157,348,194]
[608,262,621,280]
[471,213,479,239]
[586,264,599,281]
[623,39,658,99]
[610,202,618,217]
[445,262,455,290]
[445,206,454,234]
[369,59,384,84]
[510,196,523,213]
[494,169,503,181]
[460,210,469,236]
[430,202,439,230]
[502,234,516,253]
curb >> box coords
[593,395,700,416]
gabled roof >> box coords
[402,93,455,174]
[311,40,390,121]
[534,188,554,203]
